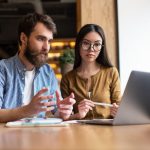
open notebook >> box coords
[5,118,68,127]
[78,71,150,125]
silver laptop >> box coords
[78,71,150,125]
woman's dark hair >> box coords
[18,12,57,45]
[73,24,113,69]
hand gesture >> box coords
[25,88,55,116]
[56,91,76,120]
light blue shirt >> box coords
[0,54,59,117]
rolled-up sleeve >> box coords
[0,64,5,108]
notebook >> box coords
[5,118,68,127]
[78,71,150,125]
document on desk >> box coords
[5,118,69,127]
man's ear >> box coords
[20,32,27,46]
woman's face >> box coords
[79,31,103,64]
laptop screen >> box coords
[113,71,150,125]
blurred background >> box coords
[0,0,150,91]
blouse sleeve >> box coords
[60,73,71,99]
[110,67,122,104]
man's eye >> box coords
[37,37,44,41]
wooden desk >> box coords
[0,123,150,150]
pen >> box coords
[93,102,113,107]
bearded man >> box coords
[0,13,76,123]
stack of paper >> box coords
[5,118,69,127]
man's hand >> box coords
[56,91,76,120]
[25,88,56,116]
[0,88,56,123]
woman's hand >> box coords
[77,99,95,119]
[110,103,119,117]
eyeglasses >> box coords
[81,39,103,52]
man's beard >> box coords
[24,43,48,68]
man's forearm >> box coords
[0,106,30,123]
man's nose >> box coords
[43,41,50,51]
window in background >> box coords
[117,0,150,92]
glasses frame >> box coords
[80,39,103,52]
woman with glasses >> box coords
[60,24,121,120]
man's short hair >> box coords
[18,13,57,45]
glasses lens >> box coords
[93,43,102,51]
[81,41,90,50]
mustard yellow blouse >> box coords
[60,66,121,119]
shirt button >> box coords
[22,78,24,80]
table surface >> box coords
[0,123,150,150]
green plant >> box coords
[59,49,75,64]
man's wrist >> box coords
[54,110,60,117]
